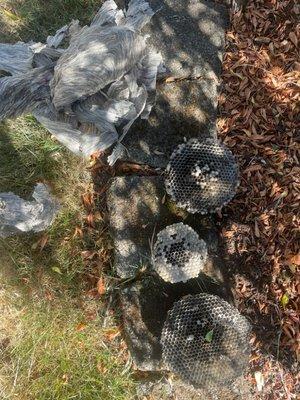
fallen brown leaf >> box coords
[97,276,106,295]
[103,327,121,341]
[76,323,87,332]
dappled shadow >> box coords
[119,0,230,168]
[106,171,234,372]
[106,171,232,288]
[4,0,291,394]
[218,217,297,371]
[0,122,26,195]
[122,79,219,167]
[0,119,91,296]
[0,0,103,43]
[107,175,178,278]
[104,2,298,382]
[119,272,230,370]
[123,0,229,79]
[214,1,299,376]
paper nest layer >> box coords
[152,223,208,283]
[0,0,164,165]
[0,183,60,238]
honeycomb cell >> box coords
[165,138,240,214]
[161,294,251,390]
[152,223,207,283]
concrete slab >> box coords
[108,175,230,282]
[120,272,230,371]
[107,176,177,279]
[140,0,229,80]
[122,79,218,168]
[120,0,229,168]
[135,375,254,399]
[109,177,232,372]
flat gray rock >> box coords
[108,175,177,279]
[135,375,254,399]
[122,79,218,168]
[120,271,230,371]
[108,175,229,282]
[115,0,229,168]
[136,376,209,399]
[110,176,232,371]
[125,0,229,80]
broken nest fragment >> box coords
[0,183,60,238]
[152,223,207,283]
[165,138,240,214]
[0,0,164,165]
[161,294,251,390]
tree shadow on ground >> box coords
[0,119,91,295]
[1,0,295,395]
[0,0,103,43]
[110,1,297,377]
[0,122,25,194]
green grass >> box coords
[1,294,135,400]
[0,115,135,399]
[0,116,88,287]
[0,2,136,399]
[0,0,103,43]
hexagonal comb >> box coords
[161,294,251,389]
[152,223,207,283]
[165,138,240,214]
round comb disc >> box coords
[165,138,240,214]
[153,223,207,283]
[161,294,251,389]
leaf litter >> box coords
[218,1,299,398]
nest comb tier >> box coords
[153,223,207,283]
[161,294,251,390]
[165,138,239,214]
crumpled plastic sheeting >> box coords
[46,24,70,48]
[50,11,151,109]
[91,0,125,27]
[30,43,64,68]
[0,183,60,238]
[124,0,155,30]
[0,0,163,165]
[0,22,73,119]
[0,24,70,76]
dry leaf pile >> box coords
[218,0,299,398]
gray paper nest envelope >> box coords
[0,0,163,165]
[0,184,60,238]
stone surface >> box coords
[113,176,232,371]
[108,176,178,279]
[122,79,218,168]
[120,0,230,169]
[131,0,229,80]
[135,375,254,399]
[120,271,230,371]
[136,376,208,399]
[108,175,230,283]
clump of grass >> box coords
[1,297,135,400]
[0,116,90,288]
[0,2,136,399]
[0,116,88,196]
[0,0,103,43]
[0,115,135,398]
